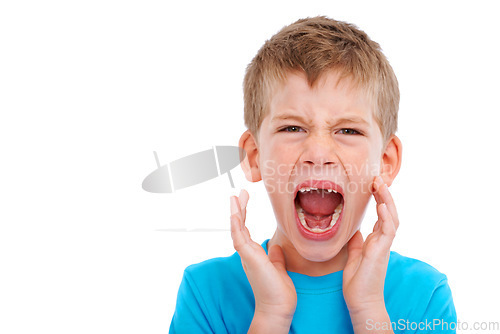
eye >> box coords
[280,125,304,133]
[337,128,361,135]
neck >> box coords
[267,232,348,277]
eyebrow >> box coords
[271,112,370,127]
[334,116,370,127]
[271,113,312,124]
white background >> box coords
[1,1,499,333]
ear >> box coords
[380,135,402,187]
[239,130,262,182]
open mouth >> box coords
[293,180,344,239]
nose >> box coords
[301,133,339,167]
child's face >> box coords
[256,70,385,262]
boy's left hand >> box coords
[342,176,399,329]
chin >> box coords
[299,245,343,262]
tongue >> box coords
[297,190,342,216]
[303,212,332,229]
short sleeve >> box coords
[169,270,214,334]
[408,277,457,334]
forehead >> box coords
[268,70,375,123]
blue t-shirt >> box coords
[170,239,456,333]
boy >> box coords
[169,16,456,333]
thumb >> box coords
[344,230,364,275]
[347,230,364,257]
[268,244,287,273]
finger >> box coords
[344,230,364,277]
[377,180,398,228]
[346,230,364,258]
[372,176,399,230]
[239,189,249,207]
[230,213,260,257]
[230,196,264,261]
[230,195,242,215]
[230,196,244,230]
[230,214,245,252]
[360,204,395,263]
[230,213,269,274]
[230,213,248,245]
[238,189,249,222]
[378,203,396,244]
[268,244,287,273]
[371,176,385,205]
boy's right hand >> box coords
[230,190,297,331]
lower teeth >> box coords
[297,202,343,233]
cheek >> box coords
[258,145,297,230]
[260,158,295,202]
[260,141,298,185]
[343,150,380,195]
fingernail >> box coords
[380,203,388,213]
[371,177,377,192]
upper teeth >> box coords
[299,187,337,193]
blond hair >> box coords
[243,16,399,143]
